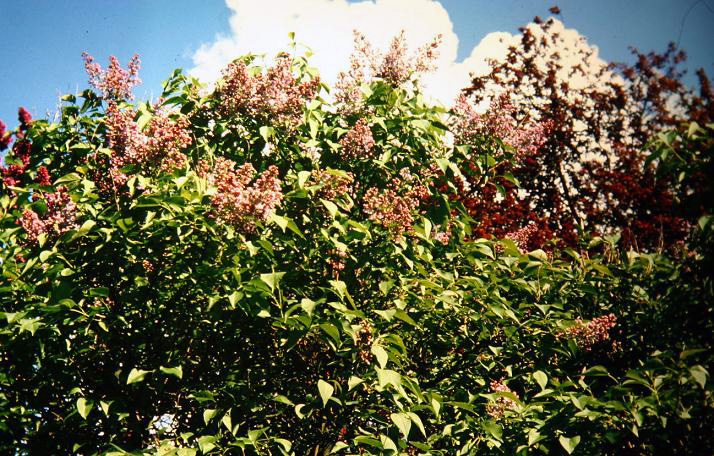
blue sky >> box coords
[1,0,712,132]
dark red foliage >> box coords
[461,17,713,251]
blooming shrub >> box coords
[0,31,711,456]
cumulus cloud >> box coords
[189,0,606,108]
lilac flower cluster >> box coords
[451,92,552,158]
[355,320,373,364]
[310,169,354,201]
[335,31,441,114]
[82,53,141,100]
[19,188,78,244]
[215,55,320,129]
[363,169,429,240]
[339,118,375,160]
[18,107,32,128]
[432,226,451,245]
[35,166,51,186]
[486,380,519,420]
[326,249,348,274]
[559,314,617,351]
[0,120,10,151]
[504,223,540,252]
[104,102,191,182]
[0,108,44,194]
[197,157,283,233]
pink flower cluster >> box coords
[35,166,51,186]
[215,55,320,129]
[363,168,429,240]
[504,223,539,252]
[82,52,141,100]
[19,187,78,244]
[486,380,519,419]
[18,107,32,129]
[1,163,24,189]
[198,157,283,233]
[0,120,10,151]
[451,92,551,158]
[310,169,354,200]
[104,102,191,180]
[559,314,617,351]
[339,119,375,160]
[432,225,451,245]
[1,127,43,193]
[335,31,441,113]
[326,249,348,273]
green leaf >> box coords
[533,371,548,390]
[390,412,411,438]
[260,272,285,292]
[203,409,217,425]
[269,213,289,231]
[331,442,349,453]
[407,412,426,437]
[126,368,151,384]
[690,365,708,389]
[221,412,232,433]
[528,429,542,446]
[320,323,340,344]
[159,365,183,379]
[376,368,401,388]
[371,345,389,368]
[39,250,53,263]
[100,400,112,416]
[300,298,317,316]
[76,397,93,420]
[431,396,441,418]
[259,125,274,142]
[483,421,502,441]
[197,435,217,453]
[329,280,354,305]
[559,435,581,454]
[317,379,334,407]
[348,376,363,390]
[297,170,311,189]
[321,199,339,217]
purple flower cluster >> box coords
[486,380,519,419]
[0,120,10,151]
[363,169,429,240]
[559,314,617,351]
[18,107,32,130]
[19,187,78,244]
[452,92,552,158]
[198,157,283,233]
[82,53,141,100]
[104,102,192,179]
[310,169,354,201]
[339,118,375,160]
[504,223,540,252]
[335,31,441,114]
[216,55,320,129]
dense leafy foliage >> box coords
[0,30,712,455]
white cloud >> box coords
[189,1,610,108]
[189,0,519,107]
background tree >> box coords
[460,16,713,251]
